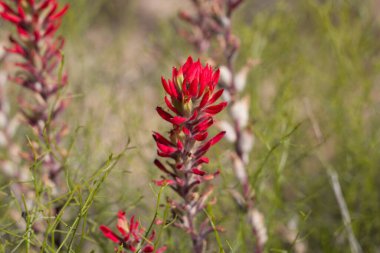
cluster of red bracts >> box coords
[0,0,69,129]
[99,211,167,253]
[153,56,227,186]
[0,0,69,41]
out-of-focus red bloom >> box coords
[0,0,69,40]
[99,211,167,253]
[0,0,69,121]
[154,56,226,184]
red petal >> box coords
[152,132,173,146]
[204,102,227,115]
[199,91,210,108]
[182,126,191,135]
[157,142,177,154]
[171,116,187,125]
[198,65,211,97]
[208,89,224,104]
[194,117,213,133]
[17,25,29,38]
[116,211,128,237]
[0,2,15,14]
[47,2,58,19]
[212,68,220,88]
[156,107,173,123]
[117,211,126,219]
[44,24,59,37]
[189,110,198,121]
[177,139,184,150]
[17,4,25,19]
[49,4,69,20]
[168,79,178,98]
[99,225,121,243]
[209,131,226,146]
[192,168,206,176]
[194,142,211,157]
[38,0,51,11]
[193,132,208,141]
[189,78,198,97]
[182,56,193,73]
[153,179,175,186]
[161,77,172,95]
[157,151,173,158]
[196,157,209,165]
[1,12,21,23]
[164,96,179,114]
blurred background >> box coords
[1,0,380,252]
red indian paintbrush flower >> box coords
[0,0,69,175]
[99,211,167,253]
[153,57,227,253]
[1,0,70,242]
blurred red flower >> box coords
[100,211,167,253]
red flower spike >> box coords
[153,57,227,251]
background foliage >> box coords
[1,0,379,252]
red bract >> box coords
[153,57,227,253]
[99,211,167,253]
